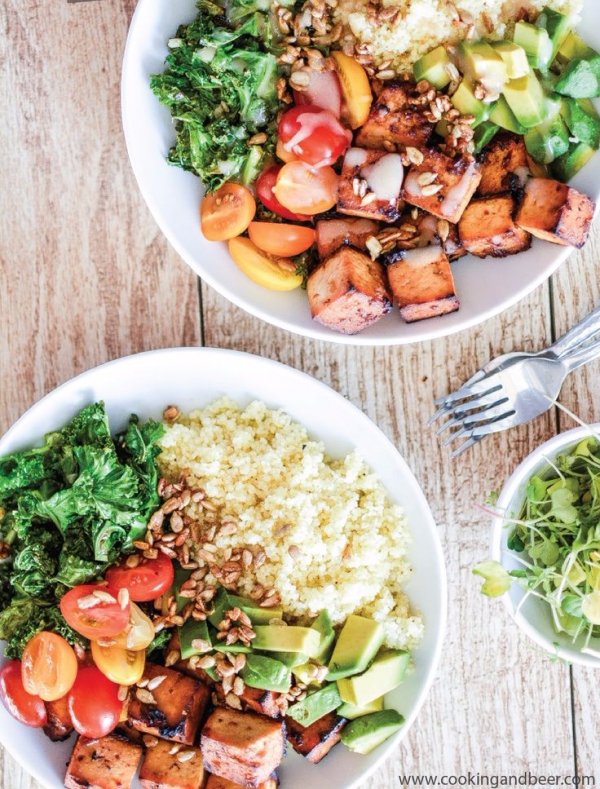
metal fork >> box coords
[431,306,600,456]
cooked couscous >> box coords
[157,398,423,650]
[336,0,582,72]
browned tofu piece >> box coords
[64,734,142,789]
[459,194,532,258]
[403,149,481,223]
[286,712,346,764]
[337,148,404,223]
[515,177,595,248]
[201,708,285,788]
[115,721,146,745]
[128,663,210,745]
[478,133,529,196]
[43,694,73,742]
[355,82,433,149]
[214,682,284,720]
[307,246,392,334]
[205,775,278,789]
[316,217,380,259]
[140,738,204,789]
[387,246,459,323]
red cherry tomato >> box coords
[106,553,174,602]
[293,69,342,117]
[278,105,351,168]
[60,584,130,640]
[256,166,311,221]
[0,660,47,727]
[68,665,122,738]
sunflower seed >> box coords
[147,674,167,691]
[136,688,156,705]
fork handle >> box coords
[549,305,600,359]
[560,336,600,372]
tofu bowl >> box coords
[122,1,600,345]
[0,348,446,788]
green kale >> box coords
[146,628,172,661]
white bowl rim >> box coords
[490,423,600,668]
[0,346,448,788]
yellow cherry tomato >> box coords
[21,632,78,702]
[91,641,145,686]
[332,51,373,129]
[112,602,155,651]
[228,237,303,291]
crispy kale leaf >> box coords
[150,0,280,191]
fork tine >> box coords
[442,408,517,450]
[442,425,468,446]
[427,404,451,426]
[441,395,511,427]
[433,381,503,408]
[451,436,481,457]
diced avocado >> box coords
[562,98,600,148]
[413,45,452,89]
[451,79,492,127]
[458,42,507,91]
[489,95,527,134]
[524,112,570,164]
[557,31,597,64]
[337,696,384,720]
[268,650,308,667]
[253,625,322,658]
[555,58,600,99]
[336,650,410,707]
[311,610,335,662]
[240,654,292,693]
[492,41,530,79]
[327,615,385,681]
[286,683,341,728]
[178,618,211,660]
[513,20,553,71]
[208,588,282,628]
[474,121,500,153]
[164,564,192,614]
[502,72,548,128]
[341,710,404,755]
[552,141,595,180]
[536,7,573,61]
[291,662,322,687]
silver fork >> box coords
[431,306,600,456]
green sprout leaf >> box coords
[473,560,512,597]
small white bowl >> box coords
[491,426,600,667]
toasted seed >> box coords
[143,734,159,748]
[177,750,196,763]
[163,405,180,421]
[77,594,101,610]
[118,588,130,610]
[233,676,245,696]
[417,171,437,186]
[165,649,180,667]
[290,70,310,88]
[118,685,129,702]
[360,192,377,206]
[169,744,182,755]
[422,183,443,196]
[136,688,156,705]
[147,674,167,691]
[198,655,217,669]
[234,653,247,672]
[376,69,395,80]
[125,554,141,568]
[248,132,268,145]
[191,638,212,653]
[226,692,243,709]
[405,146,424,166]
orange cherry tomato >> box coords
[21,632,78,702]
[0,660,47,727]
[200,183,256,241]
[332,52,373,129]
[248,222,316,256]
[272,161,338,215]
[60,584,130,640]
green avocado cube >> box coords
[327,615,385,681]
[552,141,595,180]
[451,79,492,127]
[253,625,322,658]
[311,610,335,662]
[240,654,292,693]
[267,650,307,667]
[336,650,410,707]
[341,710,404,755]
[413,45,452,89]
[474,121,500,153]
[555,57,600,99]
[502,72,547,128]
[337,695,384,720]
[489,95,527,134]
[208,588,282,628]
[536,7,573,61]
[286,683,342,728]
[562,98,600,149]
[492,41,530,79]
[458,42,507,91]
[178,618,211,659]
[513,20,553,71]
[557,31,597,64]
[524,111,570,164]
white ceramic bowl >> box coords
[0,348,446,788]
[121,2,600,346]
[491,425,600,667]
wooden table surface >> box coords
[2,1,600,787]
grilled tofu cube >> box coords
[355,82,433,149]
[338,148,404,223]
[307,246,392,335]
[478,133,529,196]
[140,738,204,789]
[515,177,595,248]
[43,695,73,742]
[214,682,284,720]
[205,775,278,789]
[286,712,346,764]
[64,734,142,789]
[459,194,532,258]
[387,247,459,323]
[403,149,481,223]
[128,663,210,745]
[316,217,380,259]
[202,708,285,788]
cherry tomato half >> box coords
[22,632,78,702]
[256,165,311,222]
[68,665,122,738]
[106,553,174,603]
[272,161,338,215]
[248,222,316,257]
[60,584,130,640]
[200,182,256,241]
[0,660,47,727]
[91,641,145,686]
[112,602,155,651]
[278,105,351,168]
